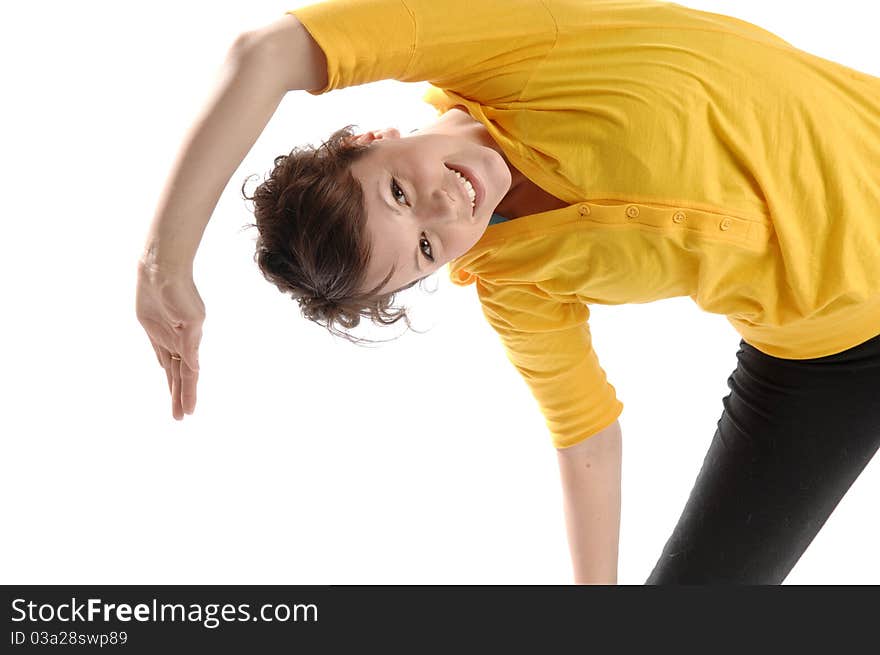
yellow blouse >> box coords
[288,0,880,449]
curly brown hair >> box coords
[241,124,435,346]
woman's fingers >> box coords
[154,325,193,420]
[136,266,204,420]
[158,334,199,419]
[180,363,198,415]
[170,355,184,420]
[179,333,201,373]
[174,329,201,416]
[153,332,185,420]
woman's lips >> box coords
[447,163,484,219]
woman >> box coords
[136,0,880,584]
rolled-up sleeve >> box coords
[476,279,624,449]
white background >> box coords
[1,0,878,585]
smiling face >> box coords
[348,125,515,295]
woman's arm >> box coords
[555,420,623,584]
[140,30,294,272]
[137,27,309,419]
[245,14,328,94]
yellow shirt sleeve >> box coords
[286,0,556,99]
[475,279,624,449]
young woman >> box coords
[136,0,880,584]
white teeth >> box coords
[451,169,476,209]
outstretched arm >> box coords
[137,17,323,418]
[555,419,622,584]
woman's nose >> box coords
[421,180,468,222]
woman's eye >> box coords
[391,178,407,204]
[391,178,431,263]
[419,234,434,263]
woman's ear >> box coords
[345,132,371,147]
[347,128,400,147]
[373,128,401,139]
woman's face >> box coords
[348,126,514,295]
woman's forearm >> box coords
[141,34,289,272]
[556,420,623,584]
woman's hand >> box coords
[136,260,205,420]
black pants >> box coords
[645,332,880,584]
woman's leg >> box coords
[645,333,880,584]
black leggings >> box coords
[645,332,880,584]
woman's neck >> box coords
[419,106,549,218]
